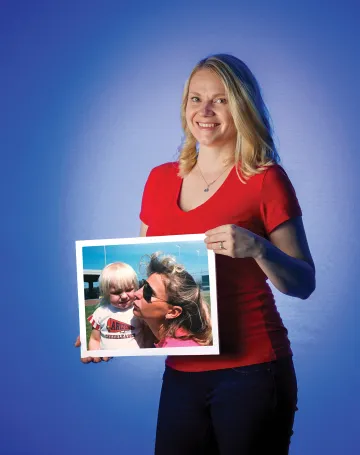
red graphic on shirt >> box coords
[107,318,135,333]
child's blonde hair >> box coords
[99,262,138,300]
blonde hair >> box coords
[179,54,280,182]
[99,262,138,301]
[145,252,212,346]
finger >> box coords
[204,233,227,244]
[206,238,228,250]
[102,357,112,362]
[207,245,230,257]
[92,357,102,363]
[81,356,93,364]
[74,336,81,347]
[206,241,231,256]
[204,225,229,236]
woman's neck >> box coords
[197,144,235,174]
[142,319,163,340]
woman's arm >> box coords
[254,217,315,300]
[205,216,315,300]
[139,221,148,237]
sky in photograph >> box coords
[82,239,209,279]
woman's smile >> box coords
[196,122,220,130]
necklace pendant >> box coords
[204,187,209,192]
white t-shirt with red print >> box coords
[88,304,143,350]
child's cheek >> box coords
[109,295,118,305]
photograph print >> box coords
[76,234,219,358]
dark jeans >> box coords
[155,357,298,455]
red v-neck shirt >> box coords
[140,162,302,372]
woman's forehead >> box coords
[189,68,225,93]
[147,273,167,295]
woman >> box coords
[133,252,212,348]
[139,54,315,454]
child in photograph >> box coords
[87,262,154,350]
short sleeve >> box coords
[260,165,302,235]
[139,163,178,227]
[87,307,101,330]
[139,167,158,227]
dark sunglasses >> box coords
[139,279,168,304]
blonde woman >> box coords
[133,253,212,347]
[140,54,315,454]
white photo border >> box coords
[76,234,219,357]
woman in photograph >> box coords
[139,54,316,454]
[133,252,212,348]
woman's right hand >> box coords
[74,336,112,363]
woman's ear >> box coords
[165,306,183,319]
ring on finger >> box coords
[219,241,225,250]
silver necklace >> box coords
[197,163,230,192]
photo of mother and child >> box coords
[85,252,213,357]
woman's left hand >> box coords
[204,224,264,259]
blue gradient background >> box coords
[2,1,359,454]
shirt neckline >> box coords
[175,164,236,214]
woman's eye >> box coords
[190,96,200,102]
[214,98,227,104]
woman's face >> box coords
[133,273,181,321]
[185,68,237,148]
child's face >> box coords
[108,285,135,310]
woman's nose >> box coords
[134,288,142,299]
[200,101,214,116]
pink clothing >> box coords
[155,337,201,348]
[155,329,201,348]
